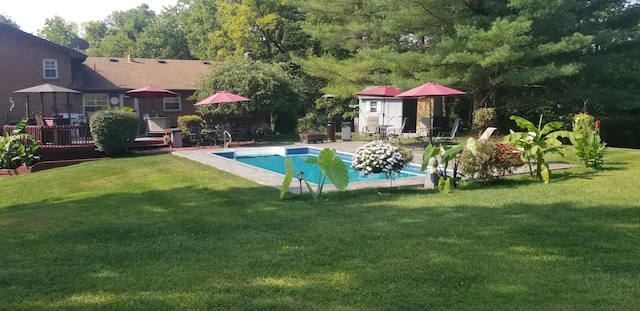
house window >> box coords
[82,94,109,116]
[163,96,181,111]
[369,101,378,113]
[42,59,58,79]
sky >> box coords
[1,0,177,35]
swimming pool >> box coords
[212,147,424,185]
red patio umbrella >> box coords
[395,82,465,97]
[194,91,251,106]
[396,82,466,142]
[125,85,178,115]
[356,85,402,125]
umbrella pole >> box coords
[67,92,71,118]
[25,94,30,118]
[40,93,44,116]
[53,93,58,116]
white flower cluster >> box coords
[351,140,409,175]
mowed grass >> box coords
[1,148,639,310]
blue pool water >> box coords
[236,154,422,184]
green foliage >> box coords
[0,13,21,29]
[281,148,349,200]
[296,111,324,133]
[421,142,466,193]
[0,118,39,169]
[473,108,497,130]
[84,4,157,57]
[36,16,79,49]
[194,60,304,130]
[459,139,523,182]
[571,131,607,169]
[572,113,596,139]
[500,114,573,183]
[177,115,204,137]
[89,110,139,156]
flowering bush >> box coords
[351,140,411,177]
[570,115,606,169]
[459,140,523,182]
[473,107,496,130]
[572,113,596,139]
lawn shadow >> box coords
[2,184,640,309]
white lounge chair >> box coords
[479,127,497,140]
[387,117,408,144]
[362,115,380,141]
[434,118,461,144]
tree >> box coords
[293,0,638,139]
[0,13,20,29]
[37,16,79,49]
[82,4,157,57]
[193,60,305,133]
[136,5,193,59]
[178,0,220,60]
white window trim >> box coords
[82,93,109,116]
[42,59,58,79]
[163,95,181,112]
[369,101,378,113]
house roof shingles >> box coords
[73,57,217,92]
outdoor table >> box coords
[377,125,392,141]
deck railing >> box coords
[3,125,94,148]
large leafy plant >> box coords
[571,131,607,169]
[499,115,572,183]
[459,139,523,182]
[281,148,349,200]
[421,142,466,193]
[0,117,39,169]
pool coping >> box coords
[172,146,427,193]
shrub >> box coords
[572,113,595,139]
[90,110,139,156]
[177,115,204,140]
[473,108,497,131]
[459,140,523,182]
[570,117,606,169]
[0,117,39,169]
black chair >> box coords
[189,127,205,147]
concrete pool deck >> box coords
[172,141,427,193]
[171,140,574,193]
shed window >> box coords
[369,101,378,113]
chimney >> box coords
[127,51,133,63]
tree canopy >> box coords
[28,0,640,145]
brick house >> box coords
[0,23,86,122]
[1,23,216,129]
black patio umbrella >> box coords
[14,83,80,118]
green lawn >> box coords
[1,148,639,310]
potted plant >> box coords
[299,130,325,143]
[473,107,497,135]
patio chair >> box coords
[434,118,461,144]
[188,127,205,147]
[414,117,432,144]
[387,117,408,144]
[479,127,497,140]
[362,115,380,141]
